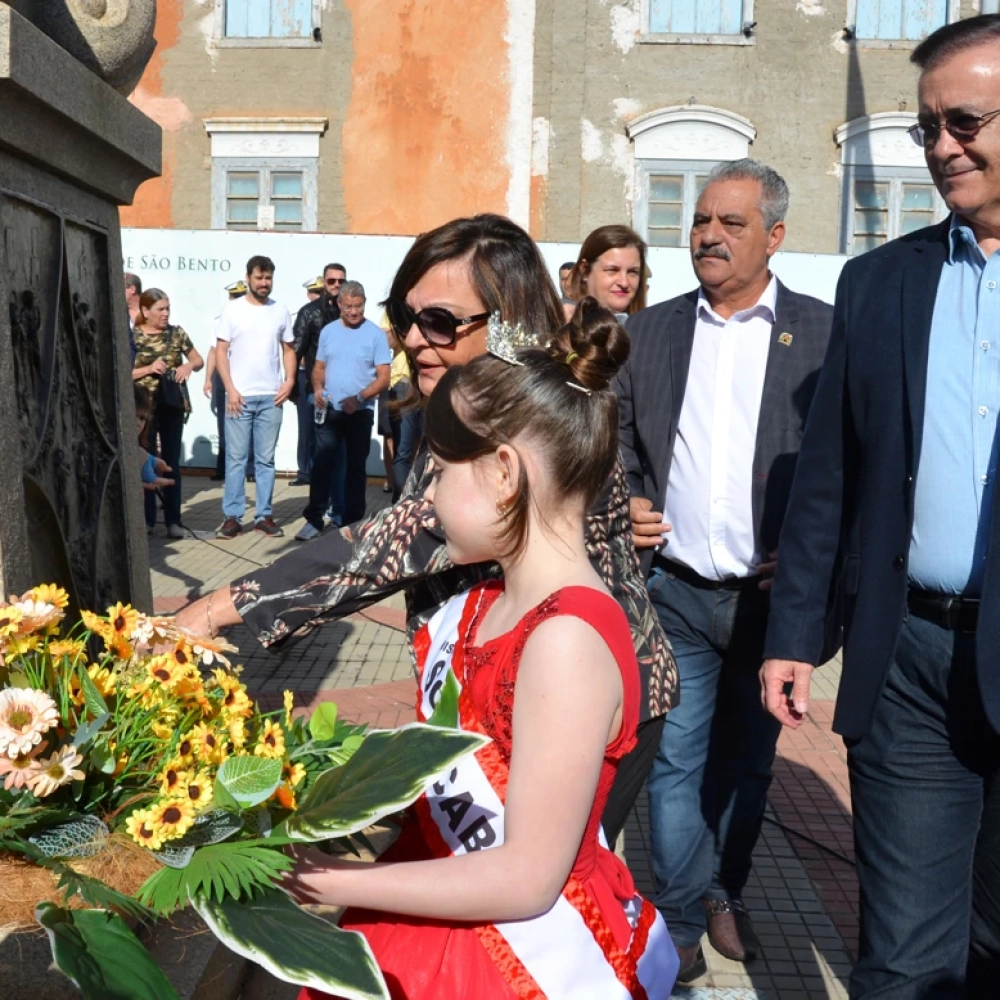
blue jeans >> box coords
[848,613,1000,998]
[223,395,283,520]
[393,402,423,499]
[646,565,778,948]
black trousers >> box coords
[304,408,374,529]
[144,403,184,527]
[602,714,666,849]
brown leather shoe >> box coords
[215,517,242,540]
[703,898,759,962]
[254,516,284,537]
[675,943,707,984]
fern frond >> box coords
[136,842,293,916]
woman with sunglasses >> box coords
[175,213,678,847]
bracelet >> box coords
[206,592,215,637]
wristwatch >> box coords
[356,392,366,406]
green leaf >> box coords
[30,815,109,858]
[73,711,110,749]
[216,755,283,809]
[136,841,293,916]
[36,902,179,1000]
[192,890,387,1000]
[78,667,110,719]
[212,775,241,814]
[283,723,487,843]
[90,742,116,775]
[309,702,339,741]
[427,669,461,729]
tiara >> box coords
[486,313,591,395]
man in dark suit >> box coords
[616,159,834,982]
[762,17,1000,997]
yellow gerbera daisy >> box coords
[190,723,228,765]
[148,797,195,843]
[253,720,286,759]
[49,638,86,661]
[158,761,190,797]
[213,670,252,719]
[184,771,213,812]
[227,716,247,749]
[125,807,164,851]
[0,606,24,639]
[30,584,69,610]
[86,664,116,699]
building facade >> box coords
[122,0,979,254]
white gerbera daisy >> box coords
[0,688,61,758]
[27,745,85,797]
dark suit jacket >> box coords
[763,220,1000,740]
[615,277,834,582]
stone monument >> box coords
[0,1,161,612]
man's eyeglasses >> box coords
[908,108,1000,148]
[385,299,489,347]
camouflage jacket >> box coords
[133,324,196,411]
[232,447,678,721]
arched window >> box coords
[835,112,944,254]
[627,106,755,247]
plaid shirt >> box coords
[232,447,678,721]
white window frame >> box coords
[845,0,959,47]
[214,0,323,48]
[627,106,756,246]
[205,118,327,231]
[639,0,756,46]
[835,112,946,254]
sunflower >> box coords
[0,606,24,639]
[107,602,139,642]
[174,731,197,762]
[125,807,164,851]
[86,664,117,699]
[253,720,286,759]
[190,723,228,765]
[148,797,196,843]
[213,670,252,719]
[49,638,86,661]
[0,747,42,790]
[0,688,61,758]
[283,690,295,727]
[174,675,212,716]
[227,716,247,749]
[27,746,85,798]
[166,639,195,670]
[184,771,213,812]
[158,761,190,797]
[147,655,182,689]
[284,761,306,788]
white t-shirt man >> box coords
[216,296,293,396]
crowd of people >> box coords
[124,14,1000,998]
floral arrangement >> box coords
[0,585,483,1000]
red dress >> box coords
[302,582,648,1000]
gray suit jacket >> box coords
[614,278,834,579]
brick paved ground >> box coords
[152,475,858,1000]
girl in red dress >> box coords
[285,300,679,999]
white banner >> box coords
[122,228,849,473]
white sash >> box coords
[416,589,677,1000]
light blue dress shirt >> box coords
[909,216,1000,596]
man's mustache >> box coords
[694,245,731,261]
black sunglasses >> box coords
[386,299,489,347]
[908,107,1000,148]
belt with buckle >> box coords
[651,554,761,591]
[907,590,979,633]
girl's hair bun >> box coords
[546,296,630,392]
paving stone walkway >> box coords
[151,475,857,999]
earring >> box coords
[496,498,510,517]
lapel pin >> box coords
[778,332,793,347]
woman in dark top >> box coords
[175,214,677,844]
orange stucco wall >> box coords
[120,0,185,228]
[339,0,511,233]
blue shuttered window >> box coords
[650,0,744,35]
[855,0,947,41]
[225,0,312,39]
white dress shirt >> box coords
[661,277,776,580]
